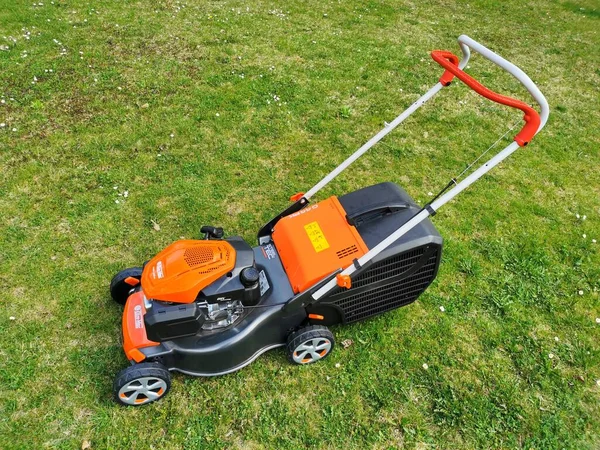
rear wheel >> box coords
[286,325,335,365]
[110,267,143,305]
[114,362,171,406]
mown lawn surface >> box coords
[1,0,599,448]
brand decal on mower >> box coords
[304,221,330,253]
[288,204,319,219]
[133,305,143,329]
[156,261,164,279]
[258,270,270,296]
[262,244,277,260]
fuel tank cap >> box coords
[240,267,260,287]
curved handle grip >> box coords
[432,35,549,146]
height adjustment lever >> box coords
[200,226,224,240]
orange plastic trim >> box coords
[128,348,147,363]
[122,291,159,362]
[272,196,369,293]
[431,50,540,146]
[437,51,460,87]
[308,313,324,320]
[290,192,305,202]
[124,276,140,286]
[336,274,352,289]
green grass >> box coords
[1,0,599,448]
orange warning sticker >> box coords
[304,221,330,253]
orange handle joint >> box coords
[431,50,540,147]
[336,274,352,289]
[124,276,140,286]
[290,192,305,202]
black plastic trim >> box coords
[257,198,309,242]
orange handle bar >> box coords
[431,50,540,147]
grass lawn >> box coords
[1,0,599,448]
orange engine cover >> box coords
[272,196,369,293]
[141,240,236,303]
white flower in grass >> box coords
[576,213,580,219]
[554,336,559,342]
[596,379,600,387]
[123,190,129,198]
[548,353,554,359]
[583,234,586,238]
[12,128,16,132]
[0,123,5,127]
[439,306,445,312]
[9,316,15,320]
[115,199,120,204]
[422,363,429,370]
[596,318,600,324]
[592,239,597,244]
[578,290,584,295]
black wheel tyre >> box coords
[113,362,171,406]
[286,325,335,365]
[110,267,143,305]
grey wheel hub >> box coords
[118,376,167,405]
[293,338,332,364]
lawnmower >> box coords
[109,35,549,406]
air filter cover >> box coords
[141,240,235,303]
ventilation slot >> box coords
[336,245,359,259]
[198,264,226,274]
[328,247,439,323]
[184,247,216,268]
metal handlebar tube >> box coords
[310,35,549,303]
[304,82,449,200]
[257,79,461,242]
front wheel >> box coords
[286,325,335,365]
[110,267,143,305]
[113,362,171,406]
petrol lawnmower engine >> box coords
[139,237,262,342]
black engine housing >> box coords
[198,237,261,306]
